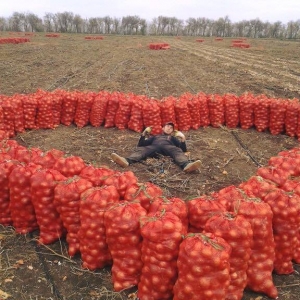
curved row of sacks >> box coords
[0,89,299,139]
[0,89,300,299]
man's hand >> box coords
[174,130,186,142]
[142,126,152,136]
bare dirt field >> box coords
[0,33,300,300]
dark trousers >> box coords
[127,144,189,169]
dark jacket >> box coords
[137,134,187,152]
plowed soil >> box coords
[0,33,299,300]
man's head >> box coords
[162,122,175,134]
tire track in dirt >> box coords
[46,59,107,91]
[99,47,155,96]
[197,44,300,82]
[158,52,198,94]
[118,41,210,97]
[174,40,300,77]
[107,46,196,98]
[172,41,300,95]
[143,44,206,96]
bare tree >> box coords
[0,10,299,38]
[214,17,226,37]
[0,17,7,31]
[44,13,55,32]
[73,14,84,33]
[112,17,121,34]
[222,16,231,36]
[157,16,170,35]
[171,18,183,36]
[186,18,197,35]
[286,20,300,39]
[26,13,43,32]
[56,11,74,33]
[139,19,147,35]
[121,15,144,35]
[148,17,158,35]
[96,17,105,34]
[196,18,210,36]
[269,21,282,38]
[87,17,98,34]
[250,18,264,38]
[103,16,113,34]
[8,12,25,31]
[233,20,246,37]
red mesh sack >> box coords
[53,176,93,256]
[104,201,146,291]
[138,211,183,300]
[281,176,300,194]
[224,93,239,128]
[0,103,3,131]
[186,93,201,129]
[51,90,63,126]
[114,93,133,130]
[211,185,245,211]
[207,94,225,128]
[9,144,32,164]
[294,230,300,263]
[9,163,41,233]
[173,232,231,300]
[187,195,226,232]
[36,90,55,129]
[198,92,210,127]
[269,98,287,135]
[79,185,120,270]
[278,147,300,157]
[102,171,138,199]
[79,165,115,186]
[74,91,94,128]
[0,166,11,225]
[89,91,110,127]
[174,94,191,131]
[1,140,19,158]
[278,165,300,264]
[233,197,278,298]
[253,94,270,132]
[11,94,25,133]
[0,160,20,225]
[128,95,145,133]
[268,155,300,179]
[53,155,86,177]
[30,169,67,244]
[0,129,9,141]
[148,196,188,234]
[23,93,39,129]
[239,92,255,129]
[32,149,65,169]
[204,213,253,300]
[256,165,289,186]
[239,175,278,200]
[60,90,78,126]
[284,98,299,137]
[142,98,162,135]
[0,95,16,136]
[124,181,163,211]
[11,145,42,164]
[263,189,300,274]
[159,96,177,128]
[104,91,119,128]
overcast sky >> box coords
[0,0,299,24]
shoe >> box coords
[111,153,129,168]
[183,160,201,173]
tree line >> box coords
[0,12,299,39]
